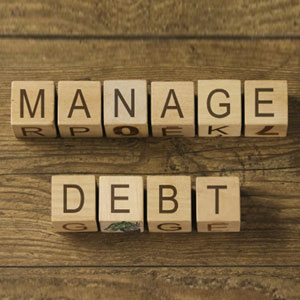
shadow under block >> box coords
[151,81,195,137]
[99,176,144,233]
[244,80,288,137]
[58,81,103,137]
[11,81,57,138]
[198,80,242,137]
[103,80,148,137]
[196,177,240,232]
[51,175,98,232]
[147,176,192,233]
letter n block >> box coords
[103,80,148,137]
[244,80,288,137]
[151,81,195,137]
[99,176,144,232]
[11,81,57,138]
[58,81,103,137]
[51,175,98,232]
[196,177,240,232]
[147,176,191,232]
[198,80,241,136]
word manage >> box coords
[11,80,288,138]
[52,175,240,233]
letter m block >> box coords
[11,81,57,138]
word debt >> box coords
[11,80,288,138]
[51,175,240,233]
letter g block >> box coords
[147,176,192,232]
[51,175,98,232]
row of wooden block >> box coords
[12,80,288,138]
[52,175,240,233]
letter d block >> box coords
[99,176,144,232]
[51,175,98,232]
[196,177,240,232]
[58,81,103,137]
[151,81,195,137]
[147,176,192,232]
[11,81,57,138]
[244,80,288,137]
[103,80,148,137]
[198,80,241,137]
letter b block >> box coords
[244,80,288,137]
[103,80,148,137]
[196,177,240,232]
[198,80,241,136]
[99,176,144,232]
[51,175,98,232]
[147,176,192,232]
[11,81,57,138]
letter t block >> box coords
[147,176,192,232]
[99,176,144,232]
[51,175,98,232]
[11,81,57,138]
[196,177,240,232]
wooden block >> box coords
[58,81,103,137]
[244,80,288,137]
[196,177,240,232]
[103,80,148,137]
[11,81,57,138]
[99,176,144,233]
[151,81,195,137]
[198,80,241,137]
[51,175,98,232]
[147,176,191,232]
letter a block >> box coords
[198,80,241,137]
[151,82,195,136]
[196,177,240,232]
[244,80,288,137]
[58,81,103,137]
[99,176,144,232]
[147,176,191,232]
[103,80,148,137]
[51,175,98,232]
[11,81,57,138]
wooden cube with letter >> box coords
[151,81,195,137]
[11,81,57,138]
[244,80,288,137]
[198,80,242,137]
[147,176,192,232]
[51,175,98,232]
[98,176,144,232]
[58,81,103,137]
[196,177,240,232]
[103,80,148,137]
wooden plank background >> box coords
[0,1,300,299]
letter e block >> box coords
[11,81,57,138]
[198,80,241,137]
[51,175,98,232]
[103,80,148,137]
[99,176,144,232]
[196,177,240,232]
[151,81,195,137]
[58,81,103,137]
[147,176,191,232]
[244,80,288,137]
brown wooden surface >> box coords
[0,1,300,299]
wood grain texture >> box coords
[0,267,300,300]
[0,0,300,36]
[0,39,300,268]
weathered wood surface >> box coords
[1,267,300,300]
[0,0,300,36]
[0,0,300,298]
